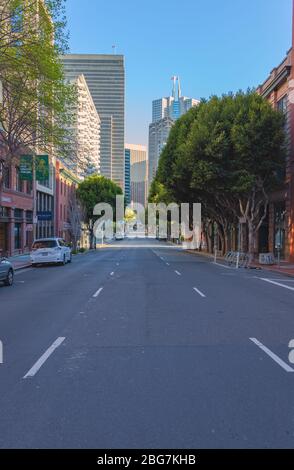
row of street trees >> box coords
[149,91,286,259]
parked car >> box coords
[0,258,14,286]
[30,238,72,266]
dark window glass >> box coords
[14,223,21,249]
[2,165,10,189]
[32,240,57,249]
[274,201,286,258]
[277,95,287,115]
[26,211,33,223]
[14,209,23,220]
[15,167,24,192]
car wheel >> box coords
[4,269,14,286]
[68,253,72,263]
[61,255,66,266]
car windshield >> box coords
[32,240,57,249]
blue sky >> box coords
[66,0,292,145]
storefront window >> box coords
[274,202,286,258]
[14,223,21,250]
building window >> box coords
[2,165,10,189]
[277,95,287,115]
[14,223,21,249]
[26,180,33,194]
[15,167,24,192]
[26,211,33,223]
[274,201,286,258]
[14,208,23,221]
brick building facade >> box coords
[257,6,294,262]
[0,164,34,257]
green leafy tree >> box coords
[77,175,123,246]
[152,91,286,258]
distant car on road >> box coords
[30,238,72,266]
[0,257,14,286]
[115,232,124,240]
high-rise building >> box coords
[148,77,199,186]
[124,148,131,205]
[125,144,148,207]
[66,74,100,177]
[62,54,125,189]
[148,117,174,184]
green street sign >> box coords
[36,155,49,181]
[19,155,33,181]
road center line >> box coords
[23,337,65,379]
[110,272,114,276]
[175,270,181,276]
[260,278,294,292]
[250,338,294,373]
[193,287,206,298]
[166,262,170,266]
[93,287,104,298]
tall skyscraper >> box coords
[62,54,125,189]
[124,148,131,205]
[148,77,199,186]
[125,144,148,207]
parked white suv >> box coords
[30,238,72,266]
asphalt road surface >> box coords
[0,238,294,449]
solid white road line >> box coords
[193,287,206,298]
[23,337,65,379]
[212,262,232,269]
[250,338,294,373]
[93,287,104,298]
[175,270,181,276]
[260,278,294,292]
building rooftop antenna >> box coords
[112,45,117,54]
[171,76,177,98]
[171,76,181,99]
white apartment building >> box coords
[69,74,100,177]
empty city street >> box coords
[0,238,294,449]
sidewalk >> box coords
[254,261,294,277]
[186,249,294,278]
